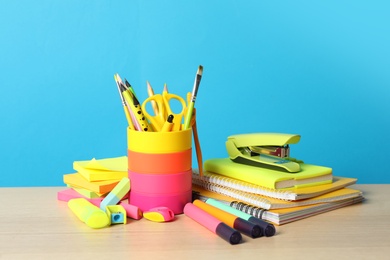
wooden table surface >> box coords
[0,184,389,260]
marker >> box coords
[193,199,262,238]
[184,203,242,245]
[183,65,203,130]
[206,198,276,237]
[68,198,110,229]
[161,114,174,132]
[100,177,130,211]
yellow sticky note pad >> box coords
[63,173,120,194]
[73,156,128,172]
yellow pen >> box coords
[121,82,151,132]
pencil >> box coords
[183,65,203,130]
[147,81,159,115]
[114,74,134,130]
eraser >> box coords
[119,202,143,220]
[100,177,130,211]
[143,207,175,222]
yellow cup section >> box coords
[127,128,192,154]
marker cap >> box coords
[215,223,242,245]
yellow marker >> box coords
[68,198,110,229]
[161,114,174,132]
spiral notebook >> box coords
[192,170,357,201]
[192,182,362,210]
[231,196,365,225]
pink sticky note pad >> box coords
[57,188,103,207]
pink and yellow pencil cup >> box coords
[127,127,193,214]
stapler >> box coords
[225,133,301,173]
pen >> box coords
[146,81,159,115]
[183,202,242,245]
[124,78,138,100]
[183,65,203,130]
[118,82,142,130]
[193,199,262,238]
[121,81,151,132]
[114,74,134,130]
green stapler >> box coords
[225,133,302,173]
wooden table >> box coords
[0,185,389,259]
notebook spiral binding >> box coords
[192,178,273,209]
[192,170,294,201]
[229,201,267,219]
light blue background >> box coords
[1,1,389,186]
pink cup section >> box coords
[129,190,192,214]
[129,170,192,194]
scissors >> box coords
[142,91,187,131]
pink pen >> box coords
[183,203,242,245]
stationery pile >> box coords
[192,133,364,225]
[58,156,129,203]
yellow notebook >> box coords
[192,184,362,210]
[204,158,332,189]
[63,173,120,194]
[193,170,357,201]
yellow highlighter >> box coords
[68,198,110,229]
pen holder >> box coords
[127,128,193,214]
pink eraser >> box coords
[143,207,175,222]
[57,189,102,207]
[119,202,143,220]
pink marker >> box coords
[183,203,242,245]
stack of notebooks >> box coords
[58,156,128,203]
[192,158,364,225]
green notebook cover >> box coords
[204,158,332,189]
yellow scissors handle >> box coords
[163,92,187,131]
[142,95,166,131]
